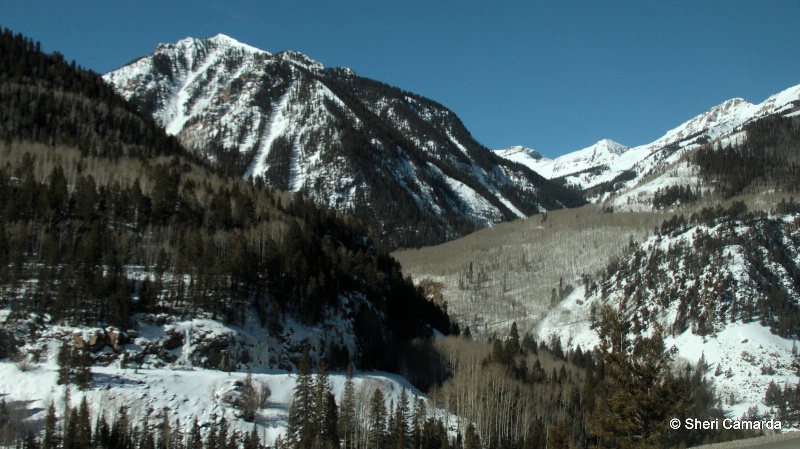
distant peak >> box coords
[711,97,751,113]
[204,33,265,54]
[594,139,629,155]
[496,145,547,161]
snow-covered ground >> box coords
[0,360,433,446]
[535,213,800,423]
[537,284,798,420]
[0,304,447,446]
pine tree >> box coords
[241,368,259,422]
[63,406,78,449]
[368,389,386,449]
[312,361,333,449]
[73,347,92,390]
[56,343,71,386]
[94,413,110,449]
[158,409,173,449]
[110,405,130,449]
[338,364,357,449]
[186,418,202,449]
[387,389,409,449]
[588,297,678,449]
[321,392,340,449]
[244,425,260,449]
[217,415,229,449]
[463,423,480,449]
[206,413,219,449]
[41,402,57,449]
[171,417,184,449]
[22,430,39,449]
[287,349,314,449]
[75,396,92,448]
[410,397,426,449]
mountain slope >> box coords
[0,28,461,446]
[537,202,800,419]
[0,27,451,373]
[104,35,586,248]
[402,105,800,424]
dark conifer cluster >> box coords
[652,184,698,210]
[695,115,800,197]
[10,396,265,449]
[764,377,800,425]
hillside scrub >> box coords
[394,204,664,338]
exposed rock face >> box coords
[105,35,586,248]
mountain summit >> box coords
[104,35,585,248]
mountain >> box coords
[497,85,800,204]
[104,35,585,249]
[3,27,795,447]
[0,28,465,447]
[0,26,452,378]
[494,145,547,163]
[497,139,630,181]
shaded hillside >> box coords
[0,27,450,373]
[696,115,800,197]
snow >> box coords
[0,361,433,447]
[534,215,800,422]
[0,306,432,446]
[537,290,800,421]
[440,174,500,224]
[495,82,800,199]
[243,87,292,180]
[207,34,266,55]
[609,161,704,212]
[496,139,629,181]
[668,322,798,419]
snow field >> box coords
[0,360,434,447]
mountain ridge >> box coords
[497,83,800,200]
[104,35,586,249]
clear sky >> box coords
[2,0,799,158]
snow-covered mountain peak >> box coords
[207,33,266,54]
[754,83,800,117]
[496,145,548,162]
[496,82,800,203]
[657,97,756,146]
[154,34,268,57]
[593,138,629,155]
[555,139,630,170]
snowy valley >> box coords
[1,26,800,449]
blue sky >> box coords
[2,0,799,158]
